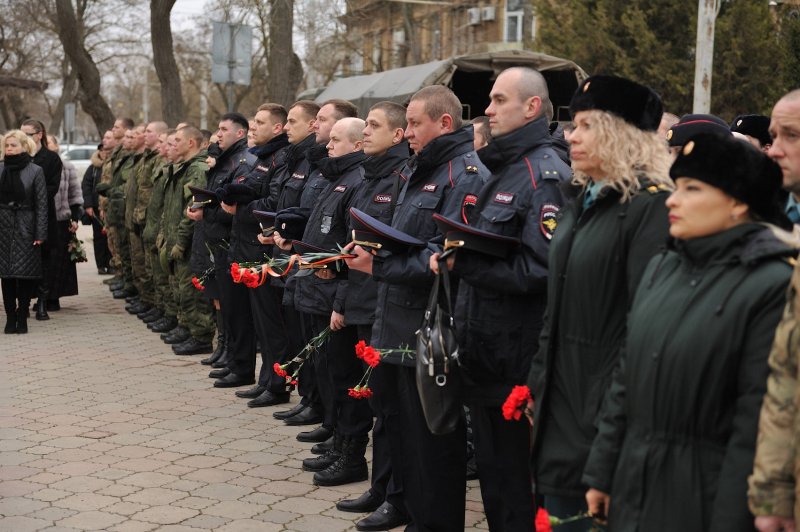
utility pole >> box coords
[693,0,720,113]
[142,67,150,123]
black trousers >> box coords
[470,402,535,531]
[364,328,405,513]
[249,283,291,392]
[91,218,111,270]
[294,309,319,407]
[396,365,466,531]
[311,315,372,437]
[2,278,36,313]
[221,273,257,377]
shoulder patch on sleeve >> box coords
[540,204,560,240]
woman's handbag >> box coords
[415,253,462,435]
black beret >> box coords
[667,114,731,147]
[350,208,425,254]
[670,131,788,227]
[275,207,310,241]
[218,183,258,205]
[730,114,772,147]
[207,143,222,158]
[570,75,663,131]
[432,213,520,259]
[188,185,218,210]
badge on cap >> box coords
[540,204,559,240]
[583,81,591,93]
[666,130,673,141]
[737,119,743,127]
[683,141,695,155]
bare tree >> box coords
[151,0,185,126]
[266,0,303,107]
[54,0,115,134]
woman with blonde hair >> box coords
[526,75,672,529]
[0,130,48,334]
[584,132,792,531]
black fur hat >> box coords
[667,114,731,147]
[730,114,772,147]
[670,131,787,227]
[569,75,663,131]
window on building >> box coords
[505,0,523,42]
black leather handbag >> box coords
[415,254,462,435]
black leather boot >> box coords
[35,299,49,321]
[211,343,233,368]
[313,435,369,486]
[16,307,29,334]
[302,432,342,472]
[311,435,334,455]
[4,309,16,334]
[202,309,225,365]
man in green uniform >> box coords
[158,126,214,353]
[144,131,180,333]
[126,121,168,316]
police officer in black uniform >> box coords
[335,102,411,531]
[346,86,489,531]
[434,67,571,531]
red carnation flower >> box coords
[273,363,288,378]
[502,385,532,421]
[535,508,553,532]
[191,276,205,291]
[354,341,381,368]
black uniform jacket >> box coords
[228,134,289,263]
[583,224,793,532]
[452,117,571,406]
[371,127,489,366]
[527,178,671,497]
[193,138,254,272]
[293,150,367,317]
[345,141,410,327]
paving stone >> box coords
[102,501,151,516]
[130,505,199,525]
[118,472,178,488]
[48,461,106,476]
[96,483,142,497]
[0,465,41,480]
[287,514,361,531]
[215,519,283,532]
[107,521,159,532]
[0,515,52,532]
[124,487,189,506]
[252,509,300,525]
[0,496,49,516]
[29,506,78,521]
[191,482,251,501]
[57,510,127,530]
[49,475,113,493]
[27,487,73,502]
[180,515,231,529]
[53,493,120,511]
[0,480,42,496]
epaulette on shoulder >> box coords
[536,153,570,181]
[645,183,672,194]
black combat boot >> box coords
[35,299,49,321]
[201,310,226,365]
[313,435,369,486]
[16,304,29,334]
[302,432,342,472]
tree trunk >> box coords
[266,0,303,107]
[54,0,115,136]
[150,0,184,126]
[50,62,78,136]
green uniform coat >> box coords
[583,224,794,532]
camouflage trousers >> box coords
[148,246,176,318]
[129,228,153,305]
[160,248,214,342]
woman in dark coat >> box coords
[20,119,62,321]
[525,75,673,529]
[0,130,48,334]
[583,132,794,531]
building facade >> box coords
[341,0,536,75]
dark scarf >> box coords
[0,153,31,203]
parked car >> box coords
[60,144,96,176]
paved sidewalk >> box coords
[0,226,487,531]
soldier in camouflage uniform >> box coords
[158,126,214,353]
[126,121,168,316]
[143,131,180,334]
[107,126,145,299]
[749,89,800,532]
[98,118,133,287]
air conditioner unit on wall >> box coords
[482,6,496,21]
[467,7,481,25]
